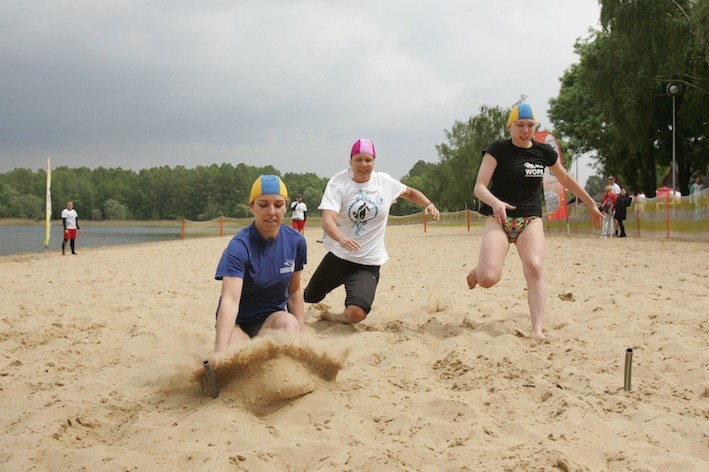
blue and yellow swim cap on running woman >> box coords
[248,175,288,204]
[506,103,536,128]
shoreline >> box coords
[0,222,185,258]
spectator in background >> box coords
[608,175,621,196]
[608,176,621,235]
[690,176,703,220]
[601,185,617,238]
[290,194,308,235]
[614,188,632,237]
[61,201,81,255]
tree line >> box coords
[0,108,567,223]
[2,0,704,221]
[0,104,512,222]
[0,163,330,221]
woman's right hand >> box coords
[339,237,361,252]
[190,363,207,383]
[191,345,228,383]
[491,199,516,225]
[190,356,222,383]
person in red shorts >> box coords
[61,201,81,255]
[290,194,307,235]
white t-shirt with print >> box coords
[290,201,307,220]
[319,168,406,265]
[61,208,78,229]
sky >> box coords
[0,0,601,185]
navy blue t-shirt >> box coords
[215,224,307,323]
[479,139,558,218]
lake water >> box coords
[0,225,181,256]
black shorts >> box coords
[304,252,380,314]
[237,319,265,338]
[215,297,265,339]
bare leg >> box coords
[261,310,301,333]
[514,219,546,340]
[467,217,509,289]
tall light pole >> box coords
[666,83,681,193]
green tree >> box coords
[549,0,708,196]
[0,168,42,196]
[198,201,223,221]
[585,175,605,199]
[434,105,509,211]
[136,166,174,219]
[92,167,139,220]
[392,160,439,215]
[233,203,250,218]
[0,183,20,218]
[104,198,132,220]
[12,193,44,220]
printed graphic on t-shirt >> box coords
[348,189,381,236]
[279,259,295,274]
[523,162,545,177]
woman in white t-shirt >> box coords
[304,138,440,324]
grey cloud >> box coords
[0,0,600,179]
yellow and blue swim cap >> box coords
[506,103,536,128]
[249,174,288,204]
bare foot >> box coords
[313,303,335,321]
[314,302,352,323]
[466,269,478,289]
[313,302,330,312]
[319,310,339,322]
[532,330,547,341]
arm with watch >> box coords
[399,187,440,220]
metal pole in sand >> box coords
[623,348,633,391]
[203,360,219,398]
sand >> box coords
[0,224,707,471]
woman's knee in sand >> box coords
[265,313,301,333]
[344,305,367,324]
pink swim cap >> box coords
[350,139,376,158]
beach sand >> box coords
[0,225,707,471]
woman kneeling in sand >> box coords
[191,175,307,380]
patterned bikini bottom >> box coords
[502,216,539,243]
